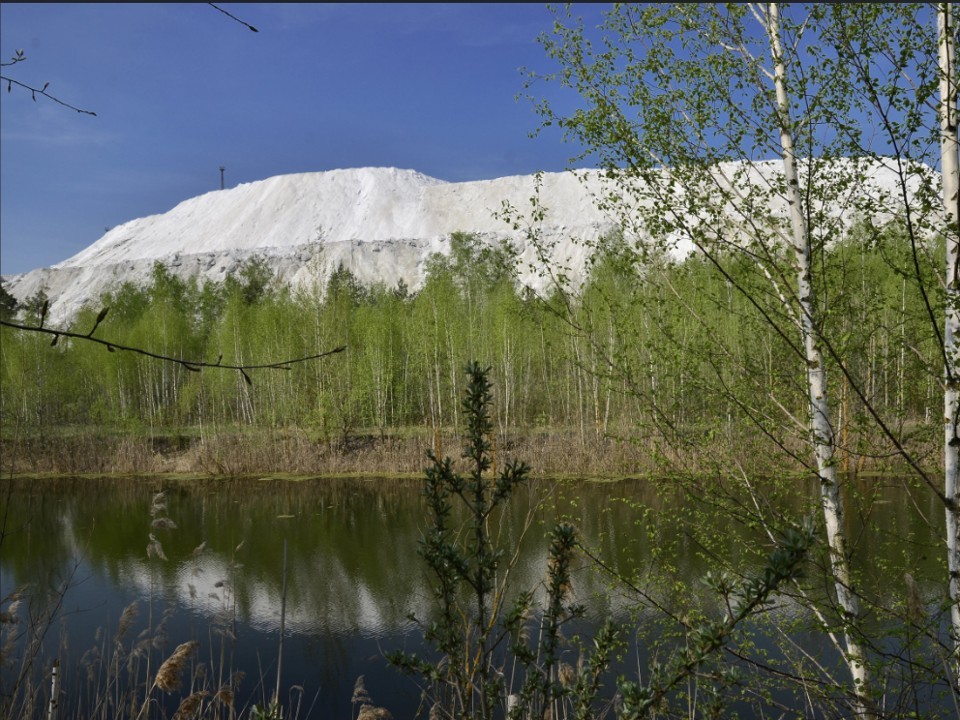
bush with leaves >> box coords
[387,362,602,720]
[388,363,818,719]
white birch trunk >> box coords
[938,0,960,686]
[765,4,873,715]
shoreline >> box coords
[0,424,938,479]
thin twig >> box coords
[0,318,345,380]
[1,75,96,116]
[208,3,259,32]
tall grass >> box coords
[0,482,281,719]
[2,422,935,479]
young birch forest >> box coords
[0,223,941,476]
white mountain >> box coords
[2,160,931,324]
[5,167,624,323]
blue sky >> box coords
[0,3,607,276]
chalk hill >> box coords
[6,168,622,322]
[3,161,928,323]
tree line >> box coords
[0,225,940,465]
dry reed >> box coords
[116,602,139,642]
[146,533,167,561]
[0,592,23,668]
[3,422,939,478]
[357,704,394,720]
[351,674,372,706]
[154,640,198,692]
[213,683,234,708]
[1,423,889,477]
[171,689,207,720]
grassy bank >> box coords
[0,422,938,479]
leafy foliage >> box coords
[0,230,941,457]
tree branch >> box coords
[208,3,258,32]
[0,316,345,384]
[1,74,96,116]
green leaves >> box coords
[393,364,620,720]
[613,518,816,718]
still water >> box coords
[0,475,952,718]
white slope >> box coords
[5,167,621,323]
[2,160,935,324]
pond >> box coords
[0,474,954,718]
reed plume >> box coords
[0,593,23,668]
[357,704,394,720]
[904,572,926,624]
[134,640,200,720]
[214,683,234,708]
[150,491,167,516]
[352,675,372,705]
[172,690,207,720]
[146,533,167,561]
[0,593,23,625]
[155,640,199,692]
[117,601,139,643]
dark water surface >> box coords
[0,475,953,718]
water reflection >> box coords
[0,475,951,717]
[74,478,653,638]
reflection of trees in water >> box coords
[3,475,951,720]
[2,476,946,636]
[2,478,145,588]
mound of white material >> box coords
[3,160,933,323]
[6,167,622,323]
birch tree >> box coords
[528,2,958,713]
[938,1,960,683]
[760,6,872,711]
[811,0,960,683]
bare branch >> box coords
[208,3,258,33]
[3,3,258,120]
[0,49,26,67]
[0,316,344,384]
[1,74,96,116]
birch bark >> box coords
[938,0,960,686]
[764,3,874,715]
